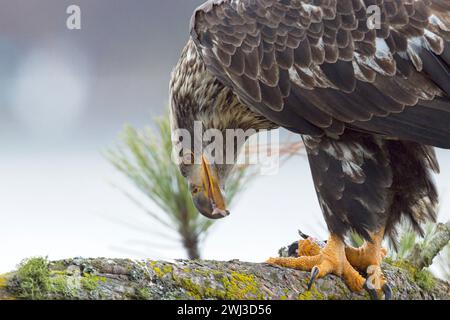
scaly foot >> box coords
[292,231,391,299]
[345,231,391,300]
[291,231,392,299]
[267,234,366,292]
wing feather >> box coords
[191,0,450,148]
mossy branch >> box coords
[408,221,450,270]
[0,257,449,300]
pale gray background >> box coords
[0,0,449,273]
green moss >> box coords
[389,259,417,274]
[386,259,436,290]
[12,257,113,300]
[414,269,436,290]
[49,276,77,299]
[80,273,106,291]
[15,257,51,299]
[135,287,152,300]
[50,261,67,272]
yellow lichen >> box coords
[163,265,173,274]
[298,286,324,300]
[298,290,313,300]
[221,272,263,300]
[0,274,15,300]
[173,269,264,300]
[150,262,173,278]
[0,275,8,288]
[153,267,164,277]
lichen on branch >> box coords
[0,257,449,300]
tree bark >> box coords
[409,222,450,269]
[0,257,449,300]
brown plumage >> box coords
[170,0,450,251]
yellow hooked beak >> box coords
[191,155,229,219]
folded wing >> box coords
[191,0,450,148]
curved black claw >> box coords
[298,229,310,240]
[363,279,379,300]
[382,283,392,300]
[308,266,319,290]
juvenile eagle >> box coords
[169,0,450,298]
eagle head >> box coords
[169,40,275,220]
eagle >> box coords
[169,0,450,299]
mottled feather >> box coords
[191,0,450,147]
[170,0,450,242]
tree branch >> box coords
[0,257,449,300]
[409,221,450,270]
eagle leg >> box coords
[345,230,391,299]
[298,238,322,256]
[345,230,387,270]
[267,234,366,293]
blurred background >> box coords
[0,0,449,276]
